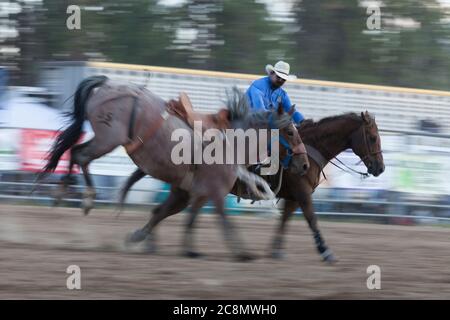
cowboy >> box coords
[245,61,304,125]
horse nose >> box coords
[303,163,309,171]
[372,162,384,176]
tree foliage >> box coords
[2,0,449,90]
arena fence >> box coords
[0,180,449,224]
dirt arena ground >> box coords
[0,204,449,299]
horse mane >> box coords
[298,112,367,143]
[225,86,249,121]
[224,86,292,129]
[300,112,362,130]
[299,113,363,130]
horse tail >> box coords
[43,75,108,173]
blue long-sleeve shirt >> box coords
[245,76,304,124]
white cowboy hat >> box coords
[265,61,297,81]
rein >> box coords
[278,135,294,169]
[329,157,369,178]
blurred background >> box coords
[1,0,450,225]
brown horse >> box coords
[269,111,384,262]
[119,111,384,262]
[38,76,309,260]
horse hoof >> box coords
[183,250,204,258]
[52,184,67,207]
[81,200,94,215]
[235,252,255,262]
[52,198,62,207]
[271,249,285,260]
[321,250,338,264]
[81,189,96,215]
[143,236,157,254]
[83,206,92,216]
[125,229,147,245]
[114,207,124,218]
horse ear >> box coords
[361,111,369,124]
[365,110,372,123]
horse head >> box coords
[269,101,309,175]
[350,111,385,177]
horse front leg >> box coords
[182,196,207,258]
[214,196,253,262]
[271,199,298,259]
[300,195,337,263]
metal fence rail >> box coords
[1,180,449,222]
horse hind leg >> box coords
[53,159,77,207]
[126,186,190,253]
[71,137,120,215]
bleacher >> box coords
[77,62,450,135]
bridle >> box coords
[329,117,383,178]
[268,112,307,169]
[313,115,383,180]
[356,120,383,164]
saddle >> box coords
[125,91,230,155]
[167,92,230,131]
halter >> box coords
[356,120,383,164]
[309,115,383,183]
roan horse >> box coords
[38,75,309,260]
[119,111,384,262]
